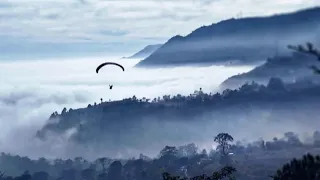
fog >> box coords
[69,105,320,160]
[0,56,254,159]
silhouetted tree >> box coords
[267,77,286,91]
[60,169,76,180]
[288,42,320,74]
[160,146,179,158]
[61,107,67,115]
[107,161,124,180]
[214,133,234,165]
[81,168,96,180]
[178,143,198,157]
[214,133,234,156]
[270,153,320,180]
[313,130,320,146]
[98,157,107,173]
[284,132,302,147]
[31,171,48,180]
[162,165,236,180]
[0,171,5,180]
[200,149,208,158]
[14,171,32,180]
[139,153,151,161]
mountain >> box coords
[123,44,162,59]
[220,51,320,90]
[135,7,320,67]
[36,79,320,155]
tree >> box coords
[98,157,107,173]
[14,171,32,180]
[61,107,67,115]
[60,169,76,180]
[73,157,84,169]
[139,153,151,161]
[159,146,179,158]
[288,42,320,74]
[178,143,198,157]
[81,168,96,180]
[132,95,137,101]
[32,171,49,180]
[270,153,320,180]
[49,112,57,119]
[313,130,320,146]
[267,77,286,91]
[107,161,124,180]
[214,133,234,156]
[200,149,208,158]
[0,171,5,180]
[162,166,236,180]
[283,132,302,147]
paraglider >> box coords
[96,62,125,73]
[95,62,125,90]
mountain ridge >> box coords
[136,6,320,67]
[220,51,320,90]
[123,44,162,59]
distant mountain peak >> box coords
[124,44,163,59]
[135,6,320,68]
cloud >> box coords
[1,57,320,159]
[0,57,254,159]
[0,0,319,57]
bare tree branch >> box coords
[287,42,320,74]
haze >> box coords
[0,57,253,159]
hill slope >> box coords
[136,7,320,67]
[124,44,162,59]
[220,51,320,89]
[36,79,320,154]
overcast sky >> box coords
[0,0,319,58]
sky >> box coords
[1,0,320,59]
[0,0,319,159]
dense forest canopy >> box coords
[1,130,320,180]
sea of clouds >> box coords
[0,57,253,159]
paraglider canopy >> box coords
[96,62,125,73]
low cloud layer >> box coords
[0,57,253,159]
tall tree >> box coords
[214,133,234,156]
